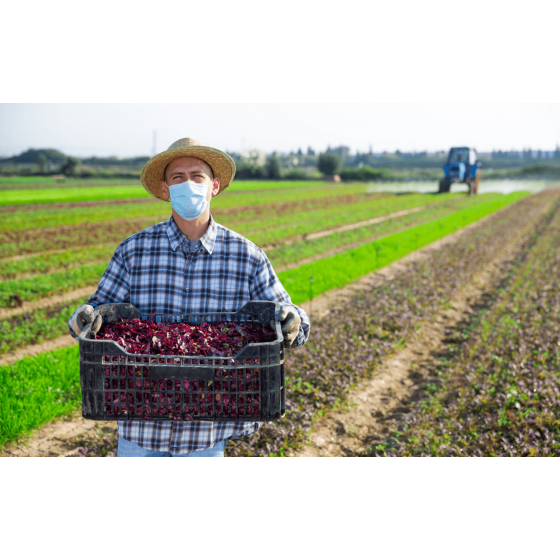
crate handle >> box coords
[237,300,282,333]
[79,303,142,340]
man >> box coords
[68,137,310,457]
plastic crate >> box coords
[78,301,285,422]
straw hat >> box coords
[140,138,236,200]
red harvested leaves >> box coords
[97,316,276,420]
[96,314,276,357]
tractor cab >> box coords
[439,147,481,195]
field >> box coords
[0,176,558,457]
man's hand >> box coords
[276,305,301,347]
[70,304,103,337]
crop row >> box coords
[0,192,451,258]
[0,181,366,207]
[0,346,82,447]
[267,193,499,270]
[371,193,560,456]
[0,297,85,357]
[0,218,158,259]
[0,195,501,308]
[0,245,117,280]
[0,190,389,233]
[224,188,560,456]
[0,263,107,308]
[0,194,496,352]
[278,192,529,305]
[239,193,456,245]
[1,190,557,452]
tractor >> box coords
[438,147,481,195]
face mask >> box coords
[167,180,209,221]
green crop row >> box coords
[0,195,488,350]
[0,181,364,206]
[0,192,437,261]
[0,346,81,447]
[268,193,501,270]
[0,195,510,308]
[0,263,107,308]
[279,192,530,305]
[237,193,450,240]
[0,245,118,279]
[0,298,84,355]
[0,176,327,189]
[0,189,385,234]
[0,200,170,232]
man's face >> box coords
[160,156,220,203]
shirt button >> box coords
[185,288,190,292]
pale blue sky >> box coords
[1,103,559,159]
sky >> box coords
[1,103,559,159]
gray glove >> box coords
[275,305,301,347]
[70,304,104,337]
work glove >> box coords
[275,305,301,347]
[70,304,104,337]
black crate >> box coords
[78,301,285,422]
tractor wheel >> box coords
[438,179,451,193]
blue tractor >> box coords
[438,147,481,195]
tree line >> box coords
[3,146,560,181]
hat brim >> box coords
[140,145,236,200]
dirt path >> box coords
[0,411,117,457]
[0,334,77,367]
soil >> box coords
[0,411,117,457]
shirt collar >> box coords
[166,214,217,255]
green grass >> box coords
[279,192,530,304]
[0,345,81,447]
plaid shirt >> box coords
[69,215,310,454]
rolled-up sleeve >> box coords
[67,245,130,338]
[249,250,310,348]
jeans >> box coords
[117,435,226,457]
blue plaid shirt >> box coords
[69,215,310,454]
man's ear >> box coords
[160,181,170,202]
[211,177,220,197]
